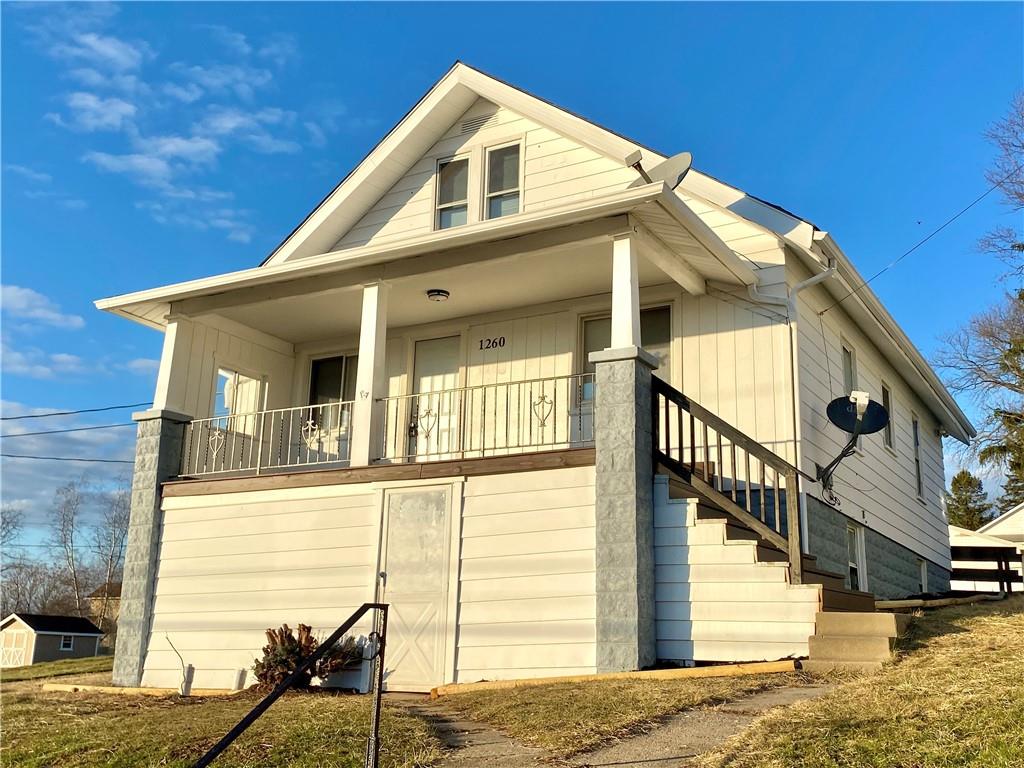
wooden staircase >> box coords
[652,377,874,613]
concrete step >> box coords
[815,611,911,638]
[800,659,884,674]
[808,634,895,662]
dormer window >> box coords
[485,144,520,219]
[436,157,469,229]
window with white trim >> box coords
[917,558,928,594]
[436,157,469,229]
[841,343,856,395]
[485,144,520,219]
[846,523,866,592]
[881,384,894,449]
[912,414,924,498]
[60,635,74,651]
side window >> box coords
[309,355,358,405]
[912,415,924,499]
[60,635,74,651]
[213,368,263,418]
[581,306,672,381]
[485,144,521,219]
[846,523,866,592]
[436,157,469,229]
[841,343,857,395]
[881,384,894,449]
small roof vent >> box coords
[460,113,498,135]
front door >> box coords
[380,487,453,691]
[410,336,461,459]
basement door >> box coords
[410,336,461,460]
[379,486,455,691]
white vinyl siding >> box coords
[794,262,950,568]
[141,486,379,690]
[457,466,597,681]
[333,99,636,250]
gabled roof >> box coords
[87,582,122,599]
[978,502,1024,540]
[1,613,103,634]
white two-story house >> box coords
[98,63,973,692]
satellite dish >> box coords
[826,396,889,436]
[628,152,693,190]
[648,152,693,189]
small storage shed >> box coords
[1,613,103,667]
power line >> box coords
[1,422,136,439]
[0,453,134,464]
[0,402,152,422]
[819,167,1019,316]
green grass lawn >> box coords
[0,655,114,683]
[0,686,443,768]
[439,670,809,758]
[702,595,1024,768]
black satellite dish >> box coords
[826,396,889,436]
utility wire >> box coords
[0,402,152,421]
[1,423,135,439]
[0,453,133,464]
[819,167,1020,316]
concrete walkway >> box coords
[388,693,547,767]
[563,685,834,768]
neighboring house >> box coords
[950,503,1024,593]
[97,63,974,692]
[87,582,122,636]
[0,614,103,667]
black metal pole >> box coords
[364,604,388,768]
[192,603,386,768]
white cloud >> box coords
[83,150,172,186]
[195,106,300,154]
[5,164,52,183]
[51,31,149,71]
[1,341,88,379]
[258,34,299,68]
[68,66,145,94]
[1,286,85,330]
[162,82,203,103]
[201,25,252,57]
[171,62,272,101]
[60,198,89,211]
[49,91,136,131]
[122,358,160,375]
[136,134,221,164]
[135,199,253,244]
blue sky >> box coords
[2,2,1021,546]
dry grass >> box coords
[439,670,809,758]
[0,655,113,683]
[702,595,1024,768]
[0,686,443,768]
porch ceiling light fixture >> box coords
[426,289,450,302]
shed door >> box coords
[380,487,452,691]
[1,630,27,667]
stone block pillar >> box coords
[590,345,659,672]
[113,408,190,687]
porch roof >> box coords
[95,182,757,330]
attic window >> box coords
[436,157,469,229]
[485,144,520,219]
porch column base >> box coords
[590,346,658,673]
[113,409,190,687]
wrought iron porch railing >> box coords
[651,376,806,583]
[180,401,355,477]
[379,373,595,463]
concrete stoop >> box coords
[802,611,911,673]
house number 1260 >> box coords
[479,336,506,350]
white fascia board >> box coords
[794,236,975,443]
[96,184,671,322]
[262,62,649,268]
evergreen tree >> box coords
[945,470,994,530]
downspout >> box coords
[746,233,837,553]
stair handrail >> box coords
[192,602,389,768]
[651,376,806,583]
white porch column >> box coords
[610,233,642,349]
[351,281,391,466]
[152,316,194,414]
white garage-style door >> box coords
[379,486,456,692]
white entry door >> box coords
[410,336,461,459]
[380,487,453,691]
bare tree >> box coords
[50,478,89,617]
[1,505,24,550]
[981,92,1024,278]
[90,479,130,636]
[1,560,72,616]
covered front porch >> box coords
[107,187,758,481]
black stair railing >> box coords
[193,602,389,768]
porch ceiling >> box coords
[218,239,672,344]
